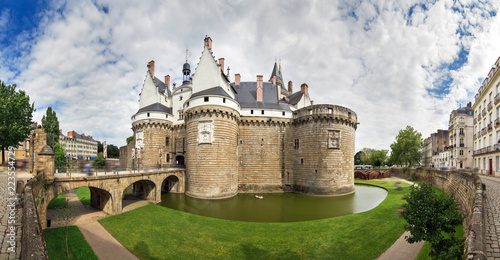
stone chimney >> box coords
[82,133,85,137]
[218,58,224,71]
[288,81,293,93]
[272,75,276,85]
[148,60,155,79]
[204,36,213,52]
[165,75,170,90]
[235,74,241,85]
[467,102,472,108]
[300,83,309,95]
[67,131,76,137]
[311,100,314,105]
[257,75,263,102]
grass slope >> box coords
[75,187,91,205]
[44,225,97,260]
[100,179,410,259]
[47,193,67,209]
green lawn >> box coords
[44,225,97,260]
[47,193,67,209]
[100,179,411,259]
[75,187,91,205]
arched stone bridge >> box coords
[37,169,185,228]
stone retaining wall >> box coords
[391,168,486,259]
[22,184,48,259]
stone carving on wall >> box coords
[135,130,144,149]
[198,120,214,144]
[328,130,340,149]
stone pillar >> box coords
[38,144,55,184]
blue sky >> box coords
[1,0,500,151]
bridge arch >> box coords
[162,175,181,193]
[41,183,115,228]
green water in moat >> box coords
[159,184,387,222]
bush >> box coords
[403,183,464,259]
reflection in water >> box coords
[160,184,387,222]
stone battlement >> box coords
[293,104,358,128]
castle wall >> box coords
[237,118,291,192]
[132,120,172,170]
[184,106,240,199]
[289,105,357,195]
[171,124,186,167]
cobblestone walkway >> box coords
[480,175,500,260]
[0,168,30,260]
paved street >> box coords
[480,175,500,260]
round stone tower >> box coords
[184,105,240,199]
[292,104,357,195]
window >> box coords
[460,150,464,156]
[179,110,184,120]
[261,110,264,115]
[497,156,500,171]
[251,110,254,115]
[328,108,333,114]
[223,98,226,103]
[294,139,299,149]
[147,113,150,117]
[179,96,183,101]
[282,111,285,116]
[301,158,304,164]
[204,97,209,102]
[166,153,170,163]
[165,137,170,147]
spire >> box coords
[269,59,283,88]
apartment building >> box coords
[472,56,500,176]
[59,130,98,160]
[448,103,474,169]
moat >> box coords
[159,184,387,222]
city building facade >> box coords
[421,137,432,167]
[59,130,98,160]
[120,36,358,199]
[448,103,474,169]
[472,56,500,176]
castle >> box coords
[120,36,358,199]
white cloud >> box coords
[3,0,500,152]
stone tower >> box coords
[184,37,241,199]
[131,60,173,169]
[291,104,357,195]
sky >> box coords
[1,0,500,152]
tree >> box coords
[360,148,374,165]
[97,141,103,154]
[54,143,67,167]
[389,126,423,167]
[403,183,463,259]
[107,144,120,158]
[93,152,106,167]
[0,80,35,164]
[126,136,134,144]
[354,151,363,165]
[41,106,60,148]
[369,150,388,167]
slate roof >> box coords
[269,62,283,82]
[136,102,172,115]
[190,86,232,99]
[233,82,291,110]
[287,91,304,105]
[153,77,172,97]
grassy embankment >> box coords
[44,225,97,259]
[99,179,411,259]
